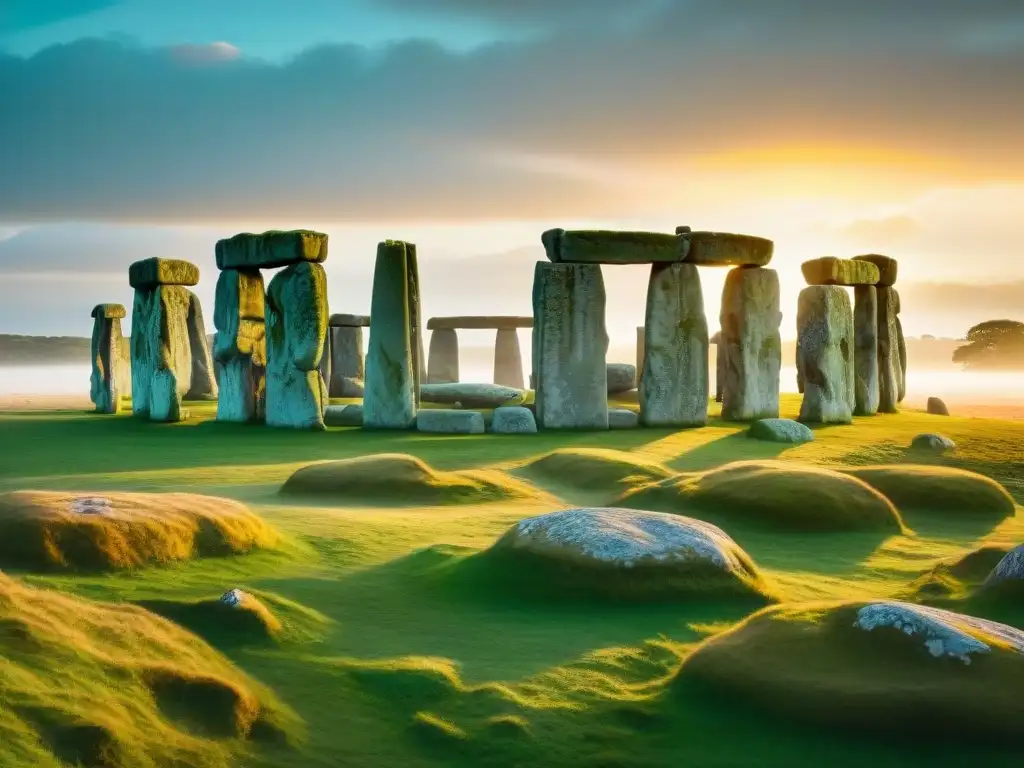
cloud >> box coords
[0,0,1022,224]
[169,42,241,64]
[0,0,117,34]
[835,215,921,245]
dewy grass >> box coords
[0,398,1023,766]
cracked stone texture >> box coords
[491,406,537,433]
[853,285,879,416]
[213,269,267,423]
[215,229,328,270]
[877,287,901,413]
[797,286,855,424]
[427,328,460,384]
[265,261,329,430]
[719,267,781,421]
[532,262,609,429]
[364,241,417,429]
[640,262,708,427]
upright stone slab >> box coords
[877,287,901,413]
[635,326,645,389]
[896,297,907,403]
[427,328,460,384]
[406,243,424,406]
[364,241,417,429]
[265,262,329,429]
[329,324,366,398]
[640,262,708,427]
[797,286,855,424]
[145,286,194,423]
[853,285,879,416]
[213,269,266,423]
[493,328,524,389]
[532,262,609,429]
[130,289,155,418]
[719,268,781,421]
[318,297,332,398]
[185,292,218,401]
[90,304,126,414]
[712,331,723,402]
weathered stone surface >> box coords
[416,409,486,434]
[797,286,855,424]
[877,287,900,414]
[911,433,956,452]
[185,292,218,401]
[90,311,123,414]
[145,286,194,422]
[635,326,645,389]
[983,545,1024,588]
[428,316,533,330]
[324,403,364,427]
[91,303,126,320]
[608,408,639,429]
[265,261,329,430]
[640,262,708,427]
[493,328,525,389]
[213,269,266,423]
[426,328,460,384]
[364,241,417,429]
[215,230,328,271]
[420,382,526,408]
[128,258,199,290]
[329,313,370,327]
[927,397,949,416]
[719,267,781,421]
[853,254,898,287]
[748,418,814,444]
[896,311,907,403]
[491,406,537,434]
[607,363,637,395]
[853,285,879,416]
[681,231,774,268]
[328,325,365,398]
[801,257,880,287]
[532,262,609,429]
[542,229,681,265]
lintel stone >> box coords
[542,228,683,265]
[215,230,328,271]
[329,313,370,327]
[91,303,127,319]
[853,254,899,287]
[427,315,533,330]
[128,258,200,289]
[802,257,880,286]
[680,231,774,267]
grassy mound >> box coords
[0,491,277,572]
[841,465,1016,519]
[0,572,295,767]
[618,461,905,533]
[280,453,539,505]
[678,600,1024,744]
[516,448,674,493]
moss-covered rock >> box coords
[841,465,1014,519]
[215,229,328,270]
[853,254,898,287]
[801,257,880,286]
[128,258,200,290]
[542,228,681,264]
[681,231,774,267]
[747,418,814,443]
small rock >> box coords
[607,363,637,394]
[608,408,639,429]
[219,588,249,608]
[324,404,364,427]
[927,397,950,416]
[748,418,814,444]
[416,409,486,434]
[911,433,956,452]
[491,406,538,434]
[70,497,112,515]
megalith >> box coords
[128,258,200,422]
[719,267,781,421]
[90,304,126,414]
[328,314,368,398]
[877,287,901,413]
[213,269,266,423]
[532,262,609,429]
[640,262,708,427]
[895,290,907,403]
[493,328,524,389]
[635,326,645,389]
[427,328,460,384]
[265,261,329,429]
[797,286,855,424]
[853,285,879,415]
[364,241,419,429]
[406,244,424,405]
[318,297,332,399]
[185,293,218,401]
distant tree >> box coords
[952,320,1024,369]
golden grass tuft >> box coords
[841,465,1016,519]
[617,460,906,533]
[279,453,542,505]
[0,491,278,572]
[0,572,295,767]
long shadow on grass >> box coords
[664,432,794,473]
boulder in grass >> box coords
[491,406,538,434]
[983,545,1024,589]
[911,433,956,452]
[608,408,639,429]
[416,409,486,434]
[748,418,814,444]
[607,363,637,394]
[420,382,526,409]
[927,397,950,416]
[324,404,364,427]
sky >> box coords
[0,0,1022,345]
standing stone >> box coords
[853,285,879,416]
[130,289,155,418]
[532,262,609,429]
[185,292,218,401]
[714,336,724,403]
[213,269,266,423]
[719,268,781,421]
[364,241,418,429]
[877,287,900,413]
[427,328,460,384]
[265,262,329,429]
[493,328,524,389]
[406,243,424,406]
[329,324,366,398]
[635,326,645,389]
[145,286,194,423]
[90,304,126,414]
[797,286,855,424]
[640,262,708,427]
[896,315,907,403]
[318,297,332,399]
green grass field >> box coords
[1,394,1023,767]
